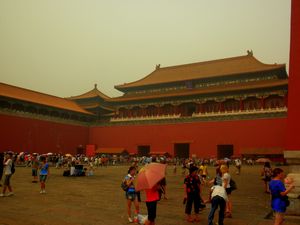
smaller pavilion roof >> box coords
[115,52,286,91]
[68,84,110,100]
[0,82,93,115]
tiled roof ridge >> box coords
[158,54,284,71]
[115,53,285,90]
[0,82,93,115]
[1,82,69,101]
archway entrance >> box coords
[174,143,190,158]
[217,144,233,159]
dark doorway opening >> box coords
[76,145,85,155]
[137,145,150,156]
[217,145,234,159]
[174,143,190,158]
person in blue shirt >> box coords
[269,168,294,225]
[39,156,50,194]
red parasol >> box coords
[135,163,167,191]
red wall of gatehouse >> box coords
[0,114,89,154]
[89,118,287,157]
[286,0,300,151]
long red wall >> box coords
[0,114,89,154]
[286,0,300,150]
[89,118,287,157]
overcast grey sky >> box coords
[0,0,291,97]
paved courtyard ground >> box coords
[0,164,299,225]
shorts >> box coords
[146,201,157,222]
[226,187,232,195]
[32,168,38,177]
[40,175,47,182]
[4,174,12,186]
[126,191,137,201]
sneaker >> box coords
[7,192,14,196]
[0,193,4,197]
[133,216,138,223]
[40,190,44,194]
[128,217,133,223]
[43,190,46,194]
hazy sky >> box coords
[0,0,291,98]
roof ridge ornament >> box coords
[94,83,98,89]
[155,64,161,70]
[247,50,253,56]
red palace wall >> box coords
[286,0,300,151]
[89,118,287,157]
[0,114,89,154]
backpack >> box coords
[230,179,237,191]
[11,162,15,174]
[121,179,129,192]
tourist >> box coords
[144,182,160,225]
[261,162,272,193]
[0,152,14,197]
[39,156,49,194]
[206,185,228,225]
[199,161,209,181]
[269,168,294,225]
[31,154,39,183]
[234,158,242,175]
[220,164,232,218]
[184,166,201,222]
[124,166,139,223]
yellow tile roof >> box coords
[0,82,93,115]
[115,53,286,90]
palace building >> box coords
[0,51,288,159]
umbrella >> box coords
[136,163,167,191]
[47,152,53,156]
[256,158,271,163]
[65,153,72,157]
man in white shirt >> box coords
[206,185,228,225]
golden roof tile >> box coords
[115,53,286,90]
[0,82,93,115]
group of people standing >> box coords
[0,152,50,196]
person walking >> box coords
[0,152,14,197]
[206,185,228,225]
[184,166,201,222]
[39,156,49,194]
[124,166,139,223]
[261,162,272,193]
[31,154,39,183]
[269,168,294,225]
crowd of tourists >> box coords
[0,151,295,225]
[121,157,295,225]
